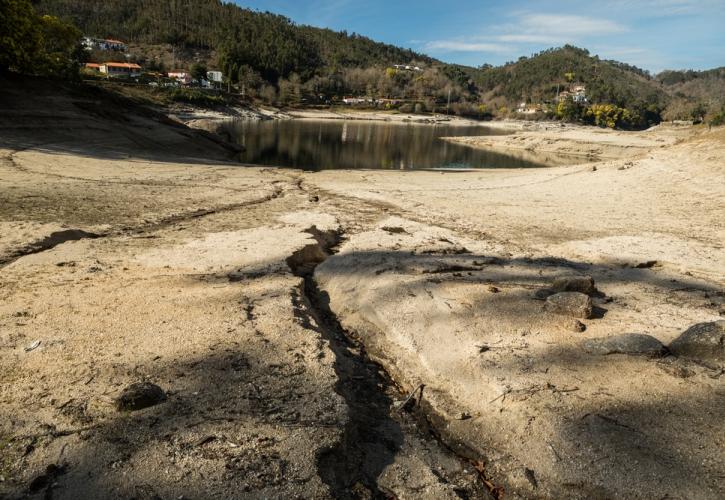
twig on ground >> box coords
[395,384,425,413]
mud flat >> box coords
[443,121,693,159]
[1,76,723,498]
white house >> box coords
[83,37,127,52]
[168,71,193,85]
[516,102,543,114]
[206,71,223,83]
[393,64,422,72]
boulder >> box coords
[668,320,724,365]
[583,333,666,356]
[552,275,597,296]
[115,382,166,411]
[545,292,593,319]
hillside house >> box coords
[516,102,543,114]
[342,97,399,106]
[206,71,223,83]
[557,85,588,104]
[168,71,193,85]
[84,63,101,72]
[571,85,588,103]
[100,63,142,78]
[342,97,371,105]
[393,64,422,72]
[83,37,127,52]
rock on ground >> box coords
[583,333,667,356]
[545,292,593,319]
[669,320,724,365]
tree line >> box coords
[6,1,724,128]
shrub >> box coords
[709,109,725,127]
[168,88,225,107]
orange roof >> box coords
[85,63,101,68]
[104,62,142,69]
[105,39,126,44]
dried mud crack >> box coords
[286,227,496,499]
[0,186,283,268]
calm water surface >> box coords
[226,119,570,171]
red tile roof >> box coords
[104,63,142,69]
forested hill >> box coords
[31,0,432,80]
[24,0,725,126]
[475,46,665,111]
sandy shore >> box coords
[285,108,512,127]
[442,121,693,159]
[1,77,723,499]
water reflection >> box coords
[226,119,575,171]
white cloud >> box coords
[495,34,561,44]
[419,12,628,56]
[516,13,628,37]
[596,0,721,16]
[423,40,513,53]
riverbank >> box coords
[1,77,723,499]
[442,121,694,160]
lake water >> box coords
[226,119,572,171]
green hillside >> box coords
[475,46,665,115]
[32,0,432,81]
[16,1,725,127]
[656,67,725,121]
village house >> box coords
[99,62,142,78]
[206,71,223,83]
[516,102,543,114]
[168,71,193,85]
[393,64,422,72]
[342,97,371,105]
[342,97,399,106]
[84,63,101,72]
[571,85,588,103]
[82,37,128,52]
[557,85,588,104]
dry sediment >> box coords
[1,80,723,498]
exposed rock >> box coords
[668,320,724,365]
[551,275,597,296]
[568,319,586,332]
[532,288,555,301]
[115,382,166,411]
[545,292,593,319]
[583,333,666,356]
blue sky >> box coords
[232,0,724,72]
